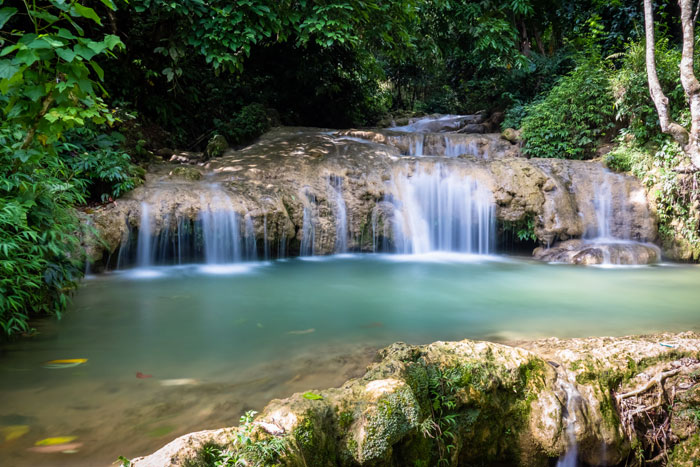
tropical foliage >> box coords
[2,0,700,335]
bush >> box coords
[216,104,271,147]
[521,57,615,159]
[59,129,145,203]
[0,127,84,336]
[501,100,532,131]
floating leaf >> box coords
[43,359,87,369]
[35,436,77,446]
[1,425,29,442]
[28,442,82,453]
[302,392,323,400]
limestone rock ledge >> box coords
[130,332,700,466]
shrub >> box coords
[217,104,271,147]
[521,57,615,159]
[59,129,145,203]
[0,127,84,337]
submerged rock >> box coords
[130,333,700,466]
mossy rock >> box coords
[501,128,521,144]
[169,166,202,181]
[669,434,700,466]
[205,134,229,159]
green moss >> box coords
[170,166,202,181]
[359,385,420,462]
[668,434,700,466]
[338,410,354,430]
[293,418,315,450]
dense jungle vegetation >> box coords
[1,0,700,337]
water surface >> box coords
[1,255,699,466]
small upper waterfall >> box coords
[393,164,495,254]
[586,172,632,241]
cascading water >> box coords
[137,202,152,267]
[300,189,317,256]
[443,136,482,158]
[329,175,348,253]
[393,164,495,254]
[116,188,262,268]
[409,134,425,156]
[200,194,243,264]
[556,379,582,467]
[587,172,631,241]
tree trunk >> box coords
[644,0,700,169]
[678,0,700,168]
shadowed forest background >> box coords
[1,0,700,336]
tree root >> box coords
[615,359,700,465]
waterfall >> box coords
[393,164,495,254]
[409,134,425,156]
[200,195,242,264]
[588,172,632,241]
[300,189,316,256]
[263,214,270,260]
[556,379,582,467]
[444,136,481,158]
[137,202,152,267]
[244,214,258,261]
[117,188,263,268]
[329,175,348,253]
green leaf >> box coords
[56,28,77,40]
[0,59,18,79]
[74,44,96,60]
[0,44,20,57]
[25,85,45,101]
[56,47,77,62]
[0,6,18,29]
[89,61,104,80]
[72,4,102,25]
[302,392,324,400]
[103,35,123,51]
[99,0,117,11]
[12,49,39,67]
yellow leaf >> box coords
[46,359,87,364]
[35,436,77,446]
[43,358,87,369]
[1,425,29,442]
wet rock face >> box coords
[131,333,700,467]
[84,126,658,267]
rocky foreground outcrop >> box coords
[130,333,700,466]
[84,126,659,266]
